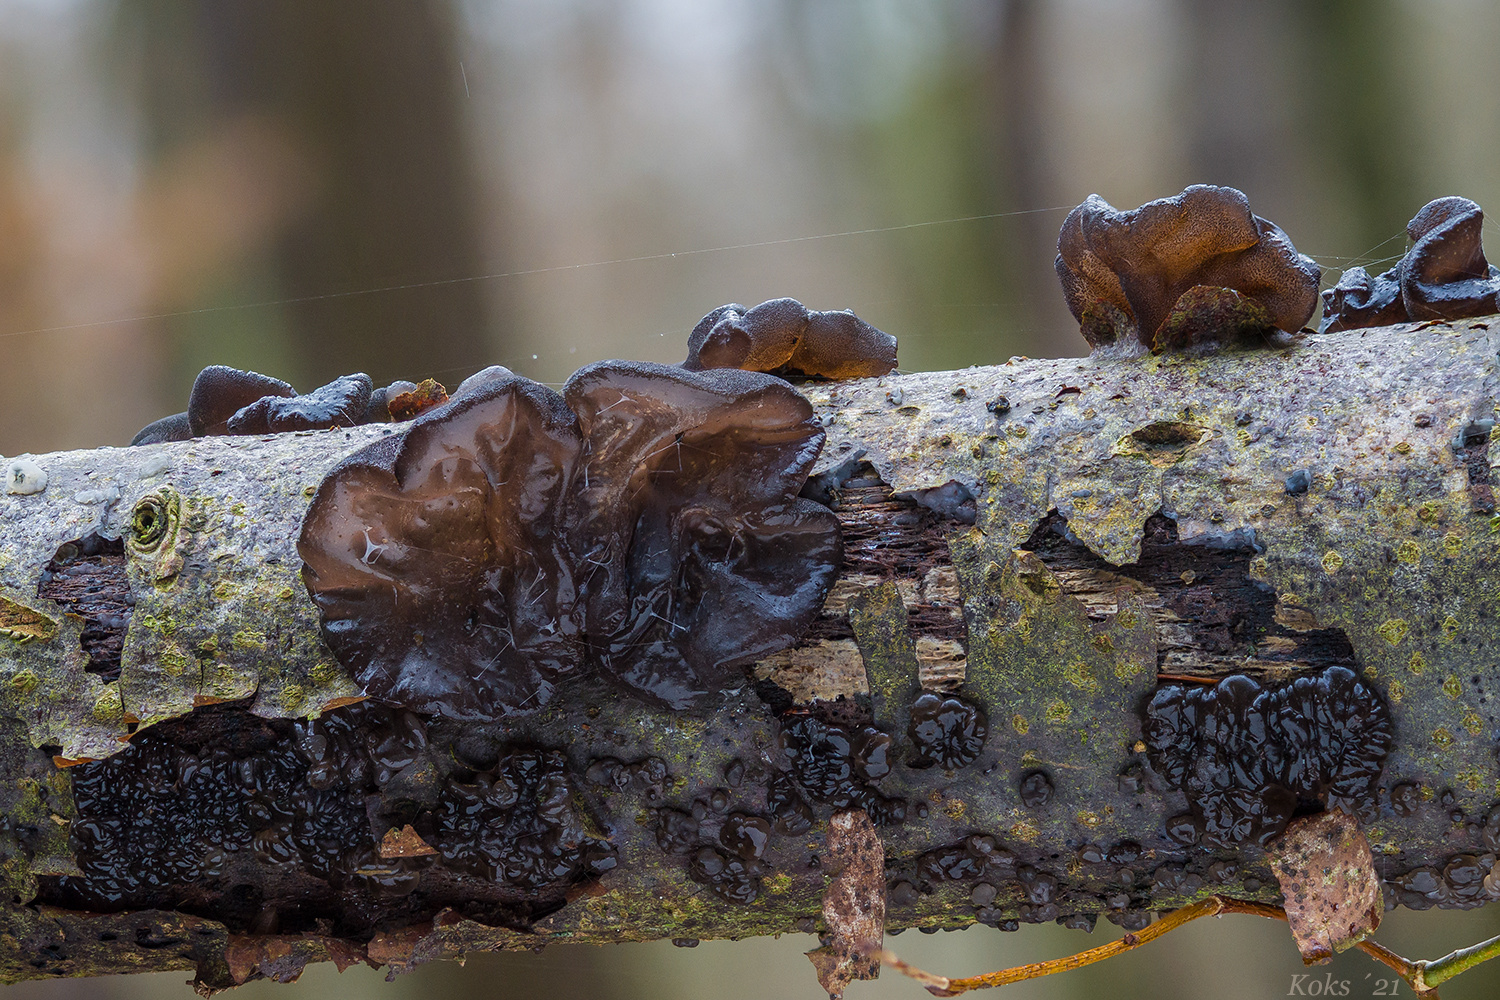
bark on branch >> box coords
[1,318,1498,988]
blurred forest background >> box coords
[2,0,1499,998]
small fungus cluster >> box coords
[778,714,907,825]
[682,298,897,379]
[1055,184,1321,353]
[1143,667,1393,847]
[906,692,988,770]
[1321,196,1500,332]
[131,365,450,445]
[299,361,841,718]
[649,758,786,904]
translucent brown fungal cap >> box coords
[682,297,897,379]
[298,367,583,720]
[1401,196,1500,321]
[565,361,842,709]
[1055,184,1321,353]
[1320,196,1500,332]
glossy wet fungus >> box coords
[778,714,907,825]
[1055,184,1321,353]
[299,361,839,716]
[563,361,841,709]
[130,364,434,445]
[1143,666,1392,847]
[650,779,777,903]
[52,703,615,927]
[1321,196,1500,332]
[906,692,988,770]
[298,367,584,720]
[681,297,897,379]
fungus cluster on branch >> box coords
[1321,196,1500,332]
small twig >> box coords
[872,895,1498,998]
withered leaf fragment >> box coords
[807,808,885,999]
[683,297,897,379]
[1269,810,1382,965]
[1055,184,1320,352]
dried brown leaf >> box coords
[1270,810,1382,965]
[379,823,437,858]
[806,808,885,999]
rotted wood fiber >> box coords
[0,318,1498,985]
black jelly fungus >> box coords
[1143,666,1392,846]
[907,693,988,770]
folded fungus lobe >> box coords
[682,297,897,379]
[1321,196,1500,332]
[565,361,842,709]
[1055,184,1321,353]
[299,368,583,720]
[300,361,841,717]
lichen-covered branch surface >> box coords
[2,318,1499,989]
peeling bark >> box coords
[1,319,1499,986]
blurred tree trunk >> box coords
[115,0,497,391]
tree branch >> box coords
[1,318,1498,988]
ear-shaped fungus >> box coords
[298,367,583,719]
[227,373,374,434]
[1055,184,1321,352]
[682,297,897,379]
[1321,197,1500,332]
[565,361,842,709]
[187,365,296,436]
[1401,197,1500,321]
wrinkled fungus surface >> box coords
[299,368,583,719]
[564,361,841,709]
[682,297,897,379]
[1055,184,1320,352]
[226,373,374,434]
[907,692,987,770]
[778,715,906,825]
[48,704,615,932]
[301,361,839,716]
[1321,197,1500,332]
[1143,667,1392,847]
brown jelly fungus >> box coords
[907,693,988,770]
[778,715,906,825]
[564,361,841,709]
[299,367,584,720]
[682,297,897,379]
[916,834,1018,888]
[132,364,398,445]
[1321,197,1500,332]
[1143,666,1392,847]
[1018,770,1054,808]
[719,813,772,861]
[1055,184,1320,353]
[226,373,374,434]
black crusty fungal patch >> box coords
[1143,666,1393,847]
[777,714,906,826]
[44,703,616,934]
